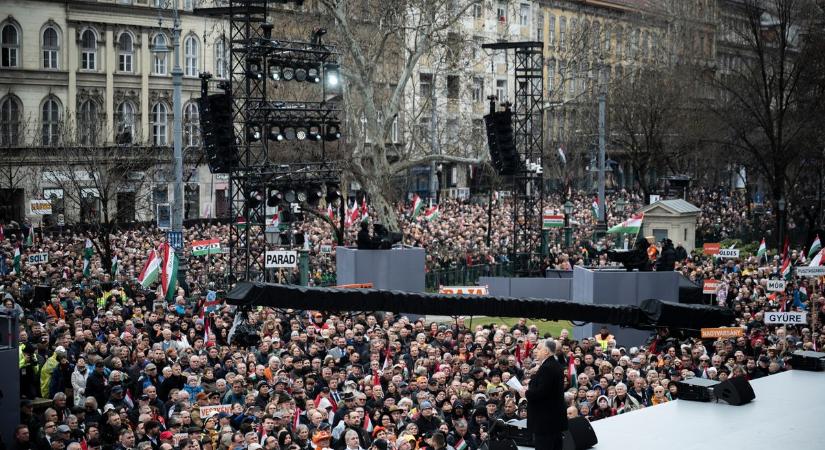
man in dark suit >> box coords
[525,339,567,450]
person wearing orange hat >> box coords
[311,430,332,450]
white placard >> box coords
[766,279,786,292]
[30,199,52,215]
[265,250,298,268]
[438,285,489,295]
[796,266,825,277]
[718,248,740,258]
[764,311,807,325]
[320,244,334,254]
[27,252,49,264]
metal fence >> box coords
[425,262,515,291]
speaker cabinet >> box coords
[562,416,598,450]
[715,376,755,406]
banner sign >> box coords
[796,266,825,277]
[203,290,221,314]
[265,250,298,268]
[764,311,807,325]
[199,404,232,418]
[700,327,744,339]
[438,285,489,295]
[542,212,564,229]
[703,243,721,255]
[718,248,740,258]
[27,252,49,264]
[30,199,52,215]
[702,279,719,295]
[333,283,374,289]
[766,279,786,292]
[320,244,334,254]
[192,238,222,256]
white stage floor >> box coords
[589,370,824,449]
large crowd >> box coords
[1,187,822,450]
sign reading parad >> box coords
[764,311,807,325]
[265,250,298,268]
[438,285,489,295]
[766,279,786,292]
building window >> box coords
[447,75,460,100]
[0,96,21,146]
[118,32,134,72]
[215,37,228,79]
[604,26,611,53]
[391,116,399,143]
[184,102,200,147]
[78,100,99,145]
[519,3,530,26]
[184,0,194,9]
[81,29,97,70]
[117,101,136,144]
[472,77,484,103]
[152,102,168,146]
[616,27,623,59]
[497,2,507,23]
[472,3,482,19]
[548,15,555,45]
[419,73,433,99]
[559,17,566,50]
[536,12,543,41]
[547,59,555,93]
[42,27,59,69]
[1,23,20,68]
[184,35,199,77]
[41,97,61,146]
[496,79,507,102]
[153,34,167,75]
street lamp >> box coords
[564,199,574,248]
[154,0,186,291]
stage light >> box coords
[295,66,308,82]
[308,124,323,141]
[325,122,341,141]
[284,190,297,203]
[296,128,307,141]
[307,184,324,206]
[307,65,321,83]
[246,190,262,209]
[284,127,297,141]
[269,64,282,81]
[325,183,341,203]
[282,66,295,81]
[324,63,340,88]
[246,59,264,80]
[267,190,284,207]
[297,190,308,203]
[247,125,262,142]
[268,126,284,142]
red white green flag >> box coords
[160,243,179,302]
[808,235,822,260]
[410,194,424,220]
[780,256,792,281]
[756,238,767,261]
[423,205,440,221]
[138,248,161,288]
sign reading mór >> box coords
[265,250,298,268]
[766,279,786,292]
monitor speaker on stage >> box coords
[562,416,598,450]
[790,350,825,371]
[715,376,755,406]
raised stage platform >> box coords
[589,370,824,449]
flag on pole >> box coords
[360,198,369,223]
[348,202,360,227]
[235,216,247,229]
[756,238,767,261]
[606,214,644,234]
[410,194,424,220]
[591,197,599,219]
[0,224,5,241]
[780,256,792,281]
[192,238,222,256]
[808,235,821,260]
[25,223,34,246]
[12,245,21,274]
[455,439,469,450]
[809,248,825,267]
[782,235,790,260]
[111,255,119,277]
[160,243,179,302]
[423,205,440,221]
[137,249,162,288]
[327,203,335,220]
[568,351,577,388]
[83,238,93,277]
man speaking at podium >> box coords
[525,339,568,450]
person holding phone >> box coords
[525,340,567,450]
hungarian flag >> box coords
[423,205,440,221]
[567,351,577,388]
[756,238,767,261]
[12,245,21,274]
[809,248,825,267]
[160,243,179,302]
[808,235,821,260]
[349,201,360,226]
[82,238,93,277]
[591,197,599,219]
[111,255,119,277]
[192,238,221,256]
[344,202,355,228]
[327,203,335,220]
[0,224,5,241]
[269,207,281,230]
[360,198,369,223]
[455,439,468,450]
[235,216,247,229]
[138,249,161,288]
[606,214,644,234]
[25,223,34,246]
[780,256,792,281]
[410,194,424,220]
[782,235,790,260]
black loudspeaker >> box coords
[790,350,825,371]
[562,416,598,450]
[715,376,755,406]
[675,377,719,402]
[639,298,735,329]
[34,285,52,304]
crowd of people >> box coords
[1,186,822,450]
